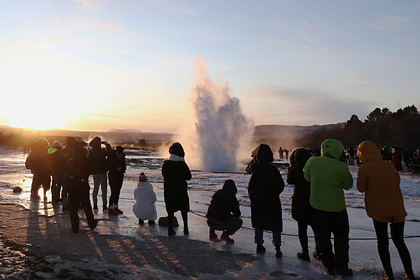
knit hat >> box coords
[52,141,62,148]
[169,142,185,157]
[139,172,148,182]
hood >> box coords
[222,179,237,195]
[321,139,344,160]
[251,144,273,163]
[357,140,382,163]
[169,142,185,157]
[289,147,312,168]
[89,137,102,150]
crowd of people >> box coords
[24,138,417,279]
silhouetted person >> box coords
[278,147,284,159]
[108,146,126,215]
[25,139,51,200]
[88,137,111,211]
[287,147,319,261]
[162,142,192,236]
[206,179,243,244]
[246,144,285,257]
[49,140,63,203]
[357,141,416,280]
[60,137,77,203]
[284,148,289,160]
[65,142,98,233]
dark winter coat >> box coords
[88,139,110,174]
[206,180,241,222]
[49,148,62,177]
[247,144,285,232]
[25,142,50,177]
[287,148,313,224]
[108,151,126,175]
[64,146,90,195]
[162,160,192,213]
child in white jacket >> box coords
[133,173,157,225]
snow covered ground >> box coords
[0,147,419,279]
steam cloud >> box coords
[185,56,253,172]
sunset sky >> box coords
[1,1,419,133]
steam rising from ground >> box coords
[179,56,254,172]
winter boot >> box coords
[138,219,144,225]
[313,249,320,260]
[148,220,155,225]
[221,231,234,244]
[183,222,189,235]
[89,219,99,230]
[168,227,176,236]
[336,267,353,277]
[297,250,310,261]
[256,244,266,254]
[108,206,118,215]
[114,205,123,214]
[209,229,218,240]
[275,245,283,258]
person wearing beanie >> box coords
[303,139,353,276]
[162,142,191,236]
[133,173,157,225]
[357,140,415,280]
[108,146,126,215]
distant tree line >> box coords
[295,105,420,150]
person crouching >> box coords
[206,179,243,244]
[133,173,157,225]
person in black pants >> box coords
[108,146,126,215]
[206,179,243,243]
[357,141,415,280]
[65,142,98,233]
[162,142,192,236]
[287,147,319,261]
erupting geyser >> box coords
[186,56,253,172]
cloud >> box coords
[340,73,376,86]
[369,15,412,31]
[74,19,133,35]
[73,0,102,10]
[244,86,375,125]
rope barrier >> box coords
[118,197,420,240]
[11,176,420,241]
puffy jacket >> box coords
[133,182,157,220]
[357,140,407,223]
[303,139,353,212]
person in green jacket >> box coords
[303,139,353,276]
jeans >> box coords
[92,173,107,206]
[254,229,281,246]
[108,172,124,207]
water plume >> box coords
[181,56,253,172]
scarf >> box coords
[169,154,185,162]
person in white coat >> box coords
[133,173,157,225]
